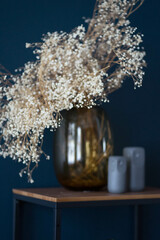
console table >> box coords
[12,187,160,240]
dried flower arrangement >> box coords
[0,0,146,183]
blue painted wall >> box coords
[0,0,160,239]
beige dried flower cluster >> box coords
[0,0,146,183]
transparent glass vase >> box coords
[53,107,113,190]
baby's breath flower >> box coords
[0,0,146,182]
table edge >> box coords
[12,188,160,203]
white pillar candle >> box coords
[108,156,127,193]
[123,147,145,192]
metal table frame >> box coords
[13,193,160,240]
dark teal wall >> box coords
[0,0,160,239]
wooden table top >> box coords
[12,187,160,203]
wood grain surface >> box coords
[12,187,160,203]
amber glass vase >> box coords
[53,107,113,190]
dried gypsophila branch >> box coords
[0,0,146,183]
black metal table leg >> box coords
[13,198,20,240]
[54,204,61,240]
[134,205,140,240]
